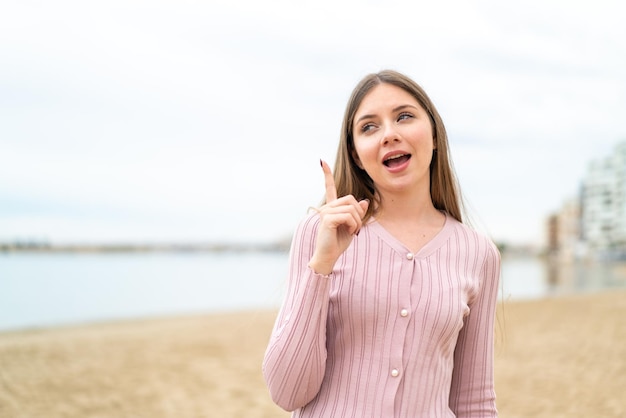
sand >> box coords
[1,290,624,418]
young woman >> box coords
[263,70,500,417]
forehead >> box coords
[355,83,421,116]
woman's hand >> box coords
[308,160,369,275]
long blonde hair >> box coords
[331,69,464,223]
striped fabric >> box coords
[263,212,500,417]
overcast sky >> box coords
[1,0,624,246]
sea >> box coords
[1,252,625,332]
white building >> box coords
[580,141,626,257]
[612,141,626,248]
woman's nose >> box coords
[380,123,400,145]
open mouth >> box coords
[383,153,411,168]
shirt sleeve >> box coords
[449,239,501,417]
[262,213,331,412]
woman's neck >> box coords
[373,189,446,253]
[375,188,440,226]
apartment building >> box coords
[549,140,626,260]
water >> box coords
[500,256,626,300]
[0,252,288,332]
[1,252,625,332]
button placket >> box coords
[401,253,413,319]
[388,250,413,385]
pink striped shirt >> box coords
[263,212,500,417]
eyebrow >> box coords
[354,104,420,125]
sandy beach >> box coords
[1,290,624,418]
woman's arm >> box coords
[262,213,332,412]
[263,161,368,411]
[449,240,501,417]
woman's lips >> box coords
[383,154,411,167]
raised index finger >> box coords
[320,159,338,202]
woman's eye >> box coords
[398,112,413,121]
[361,123,375,133]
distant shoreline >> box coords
[1,240,539,256]
[0,242,290,254]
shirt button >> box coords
[406,253,414,260]
[391,369,399,377]
[400,309,409,317]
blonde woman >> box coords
[263,70,500,417]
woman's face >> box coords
[351,83,435,198]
